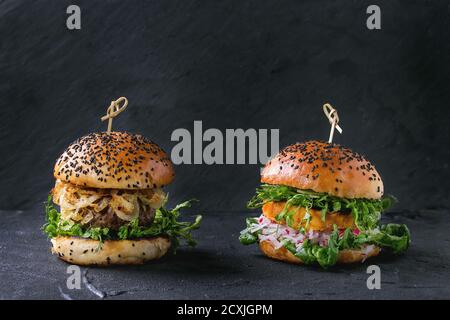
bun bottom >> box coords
[259,240,380,265]
[51,236,171,266]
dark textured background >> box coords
[1,0,449,212]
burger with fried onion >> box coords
[43,131,201,266]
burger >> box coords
[239,140,410,268]
[43,131,201,265]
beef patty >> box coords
[84,206,156,230]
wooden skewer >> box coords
[101,97,128,133]
[322,103,343,143]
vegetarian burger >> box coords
[240,141,410,268]
[43,131,201,265]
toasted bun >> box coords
[259,240,380,265]
[51,236,171,266]
[54,132,174,189]
[262,140,383,199]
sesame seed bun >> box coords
[259,240,380,265]
[51,236,171,266]
[54,132,174,189]
[261,141,383,199]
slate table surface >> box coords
[1,207,449,300]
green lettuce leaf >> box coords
[117,200,202,249]
[291,226,340,268]
[247,184,395,230]
[238,217,260,245]
[42,195,202,250]
[357,223,410,254]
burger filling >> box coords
[262,201,355,232]
[241,214,382,264]
[240,184,410,268]
[52,180,166,230]
[43,180,202,249]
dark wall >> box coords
[1,0,449,211]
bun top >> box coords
[54,132,174,189]
[261,140,383,199]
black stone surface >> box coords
[1,207,449,299]
[1,0,450,212]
